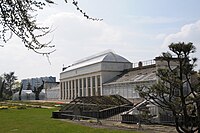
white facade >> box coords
[60,51,132,100]
[60,51,182,101]
[44,82,60,100]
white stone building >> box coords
[60,50,181,101]
[60,51,132,100]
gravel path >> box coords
[59,119,177,133]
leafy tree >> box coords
[0,0,102,55]
[3,72,17,99]
[0,77,5,101]
[137,42,200,133]
[12,81,21,93]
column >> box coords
[90,76,93,96]
[65,81,68,99]
[78,79,80,97]
[71,80,73,100]
[74,79,77,99]
[62,82,65,100]
[86,77,88,96]
[100,75,103,96]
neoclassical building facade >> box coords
[60,51,132,100]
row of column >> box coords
[60,75,102,100]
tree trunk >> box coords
[0,80,5,101]
[196,100,200,132]
[19,83,23,101]
[35,92,39,100]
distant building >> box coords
[12,90,46,100]
[21,76,56,90]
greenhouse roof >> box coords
[63,50,130,72]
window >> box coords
[87,77,91,96]
[92,76,96,96]
[79,79,82,96]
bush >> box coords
[0,106,8,110]
[17,106,27,109]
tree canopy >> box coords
[137,42,200,133]
[0,72,17,100]
[0,0,102,55]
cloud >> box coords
[0,11,169,80]
[0,12,134,80]
[162,20,200,69]
[43,12,122,43]
[162,20,200,47]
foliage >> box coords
[0,77,5,101]
[0,72,18,100]
[3,72,17,99]
[13,81,21,93]
[0,0,102,55]
[136,42,200,133]
[137,102,154,124]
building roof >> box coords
[104,64,157,85]
[60,95,133,111]
[63,50,131,72]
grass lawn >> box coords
[0,108,140,133]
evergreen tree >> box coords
[137,42,200,133]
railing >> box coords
[132,60,155,68]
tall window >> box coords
[63,81,65,99]
[92,76,96,96]
[76,79,78,97]
[60,82,63,99]
[87,77,91,96]
[79,79,82,97]
[72,80,74,99]
[66,81,68,99]
[83,78,86,96]
[69,81,71,99]
[97,75,101,96]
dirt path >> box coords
[59,119,177,133]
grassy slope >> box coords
[0,108,139,133]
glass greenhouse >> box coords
[12,90,45,100]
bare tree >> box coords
[0,0,102,55]
[18,83,23,101]
[32,80,44,100]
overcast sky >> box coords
[1,0,200,81]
